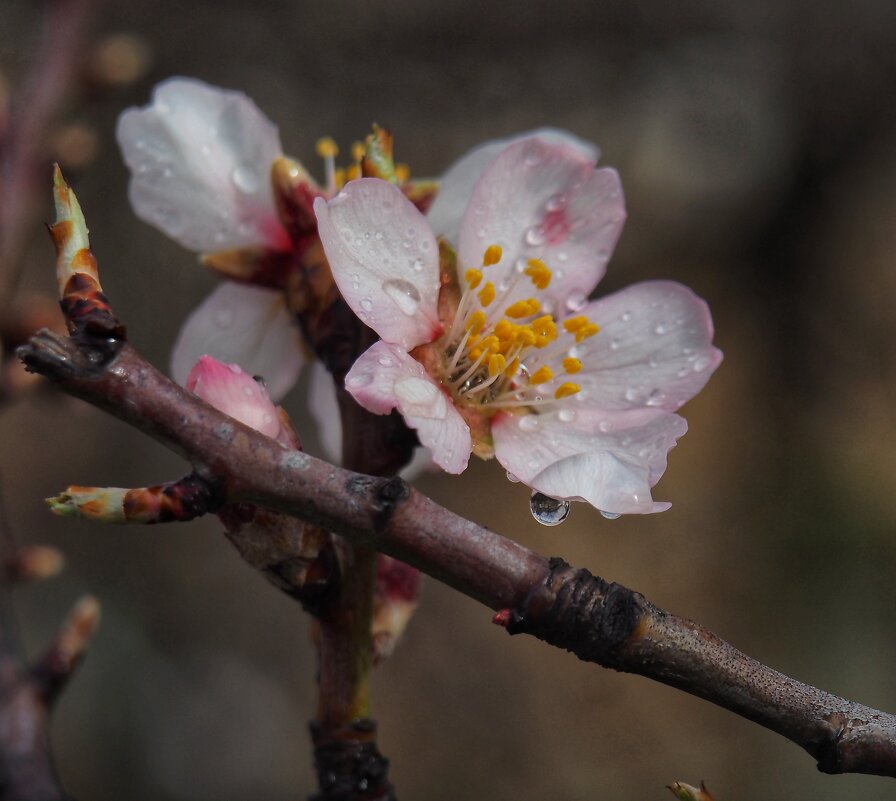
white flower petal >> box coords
[307,360,435,479]
[314,179,442,350]
[345,342,471,474]
[428,129,599,245]
[117,77,289,253]
[170,282,303,401]
[573,281,723,412]
[457,137,625,316]
[492,407,688,514]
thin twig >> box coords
[18,330,896,779]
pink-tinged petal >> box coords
[457,137,624,314]
[170,282,303,401]
[314,179,441,350]
[428,128,599,245]
[345,342,471,474]
[307,361,436,478]
[573,281,723,412]
[187,355,281,438]
[493,408,688,515]
[116,77,290,253]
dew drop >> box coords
[374,231,384,241]
[524,226,545,246]
[382,279,421,315]
[609,337,620,350]
[598,419,611,433]
[261,413,273,426]
[645,389,666,407]
[600,510,621,520]
[506,471,520,483]
[518,414,539,432]
[565,291,587,312]
[231,164,260,193]
[621,311,632,322]
[348,373,373,388]
[692,355,711,372]
[557,251,569,262]
[545,194,566,212]
[227,363,242,375]
[654,323,668,335]
[378,355,394,367]
[412,258,424,272]
[558,408,576,422]
[360,298,374,312]
[242,385,254,397]
[624,387,641,403]
[215,306,235,328]
[524,151,542,167]
[530,492,570,526]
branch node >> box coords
[310,718,395,800]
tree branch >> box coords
[18,329,896,779]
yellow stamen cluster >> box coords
[317,136,412,192]
[315,137,339,159]
[441,244,601,411]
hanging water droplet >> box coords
[382,279,421,315]
[231,164,260,193]
[506,471,520,483]
[524,226,545,246]
[565,291,587,312]
[600,510,621,520]
[530,492,570,526]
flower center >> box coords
[436,244,599,412]
[315,136,410,194]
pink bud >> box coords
[187,355,281,439]
[372,555,421,664]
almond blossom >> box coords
[116,77,303,399]
[314,136,722,515]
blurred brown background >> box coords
[3,0,896,798]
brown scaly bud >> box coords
[371,555,421,665]
[49,165,125,341]
[33,594,101,703]
[667,781,717,801]
[46,474,220,524]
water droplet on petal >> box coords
[525,226,545,246]
[558,408,576,423]
[215,306,235,328]
[621,311,632,322]
[645,389,666,406]
[545,194,566,212]
[624,387,640,403]
[382,279,421,315]
[692,355,711,372]
[231,164,260,193]
[412,258,424,272]
[600,510,621,520]
[378,355,393,367]
[598,420,611,433]
[530,492,571,526]
[360,298,374,312]
[609,337,620,350]
[227,363,242,374]
[506,471,520,483]
[242,385,254,397]
[565,291,587,312]
[654,323,668,335]
[348,373,373,388]
[519,414,539,432]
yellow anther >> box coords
[504,357,520,377]
[479,335,500,354]
[555,382,581,399]
[465,268,483,289]
[515,327,537,347]
[488,354,506,377]
[575,323,600,342]
[531,315,558,340]
[466,310,486,335]
[333,168,346,189]
[478,281,496,307]
[524,258,552,290]
[315,137,339,158]
[563,315,589,333]
[394,163,411,183]
[494,320,515,340]
[469,347,481,360]
[483,245,502,266]
[562,357,582,374]
[505,298,540,319]
[345,164,360,182]
[529,366,554,385]
[351,141,365,162]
